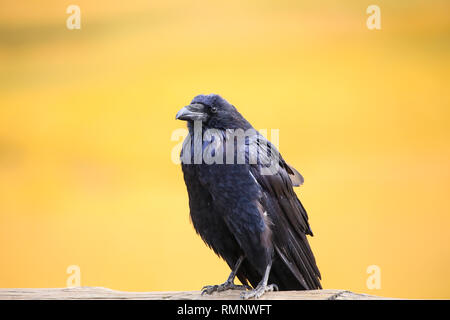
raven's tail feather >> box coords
[235,244,321,291]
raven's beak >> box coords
[175,103,206,121]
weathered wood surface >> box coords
[0,287,392,300]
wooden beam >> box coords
[0,287,392,300]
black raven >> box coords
[176,94,321,299]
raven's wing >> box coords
[246,135,322,289]
[285,161,304,187]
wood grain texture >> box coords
[0,287,392,300]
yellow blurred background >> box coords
[1,0,449,299]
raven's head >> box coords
[176,94,252,130]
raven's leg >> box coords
[240,261,278,299]
[201,256,251,295]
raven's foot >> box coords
[240,283,278,300]
[201,281,250,295]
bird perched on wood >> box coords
[176,94,321,299]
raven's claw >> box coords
[201,281,250,295]
[240,283,278,299]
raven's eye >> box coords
[210,106,217,113]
